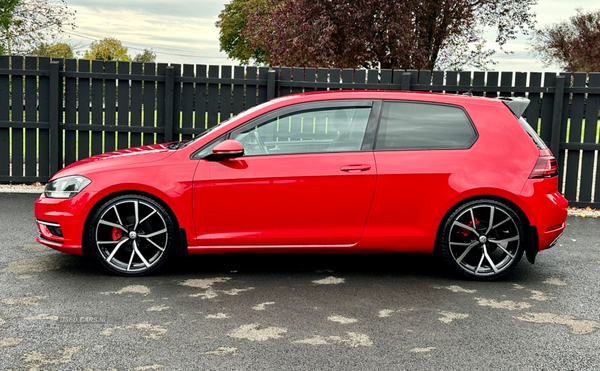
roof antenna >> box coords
[462,88,473,97]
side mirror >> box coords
[212,139,244,159]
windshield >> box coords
[180,100,277,148]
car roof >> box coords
[269,90,507,109]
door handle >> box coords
[340,164,371,173]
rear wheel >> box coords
[89,195,176,276]
[440,199,525,280]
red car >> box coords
[35,91,567,279]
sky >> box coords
[62,0,599,72]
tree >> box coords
[215,0,269,65]
[218,0,536,70]
[84,37,130,61]
[0,0,19,54]
[529,8,600,72]
[133,49,156,63]
[0,0,76,55]
[30,41,73,58]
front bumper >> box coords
[34,191,99,255]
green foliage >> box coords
[0,0,20,54]
[30,42,73,58]
[133,49,156,63]
[215,0,270,65]
[84,37,131,61]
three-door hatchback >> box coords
[35,91,568,279]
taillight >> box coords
[529,156,558,178]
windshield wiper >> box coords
[167,140,190,150]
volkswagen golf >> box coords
[35,91,568,279]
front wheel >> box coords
[88,195,176,276]
[439,199,526,280]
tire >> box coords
[439,199,525,280]
[88,194,176,276]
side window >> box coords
[232,106,371,156]
[375,102,476,151]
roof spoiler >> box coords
[499,97,530,118]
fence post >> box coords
[164,66,174,142]
[49,61,61,176]
[402,72,412,91]
[267,69,276,100]
[550,75,565,156]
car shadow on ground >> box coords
[46,250,535,282]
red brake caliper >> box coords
[459,218,480,236]
[112,227,123,241]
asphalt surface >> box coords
[0,193,599,370]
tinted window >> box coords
[232,107,371,156]
[375,102,476,150]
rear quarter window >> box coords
[375,102,477,150]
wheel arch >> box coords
[434,194,534,261]
[82,190,183,255]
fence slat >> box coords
[78,59,90,159]
[486,72,499,98]
[130,62,143,147]
[500,72,513,95]
[11,56,24,178]
[117,61,130,149]
[525,72,542,133]
[539,73,556,144]
[245,66,258,110]
[24,57,37,177]
[564,73,587,201]
[258,66,268,103]
[104,61,117,152]
[91,60,103,155]
[64,59,77,165]
[143,62,156,144]
[194,65,207,132]
[181,64,194,139]
[317,68,328,92]
[232,66,244,115]
[207,65,219,129]
[472,72,485,97]
[221,65,233,121]
[459,71,471,94]
[581,73,600,203]
[514,72,527,98]
[38,58,50,177]
[0,56,9,177]
[156,63,167,143]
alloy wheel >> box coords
[442,200,524,279]
[93,197,171,274]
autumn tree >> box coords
[133,48,156,63]
[529,8,600,72]
[30,41,73,58]
[0,0,76,55]
[84,37,130,61]
[218,0,536,70]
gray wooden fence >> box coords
[1,56,600,208]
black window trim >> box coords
[373,100,479,152]
[226,100,378,158]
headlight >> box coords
[44,176,92,199]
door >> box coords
[192,101,378,246]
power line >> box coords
[63,30,228,59]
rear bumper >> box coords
[518,178,568,254]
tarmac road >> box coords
[0,193,599,370]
